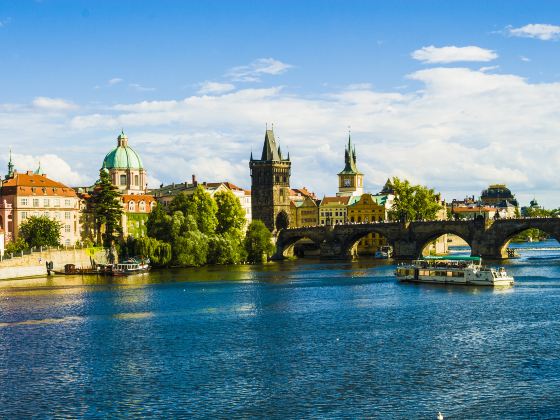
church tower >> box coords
[249,127,291,232]
[336,134,364,197]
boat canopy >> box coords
[423,255,481,262]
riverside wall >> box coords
[0,248,109,280]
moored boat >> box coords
[395,256,514,286]
[111,258,151,276]
[374,245,393,259]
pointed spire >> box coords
[278,145,282,160]
[6,148,14,179]
[34,160,42,175]
[260,127,281,161]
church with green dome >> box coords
[102,131,147,195]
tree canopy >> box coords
[90,169,123,247]
[387,177,443,222]
[19,215,62,248]
[244,220,274,263]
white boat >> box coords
[111,258,151,276]
[374,245,393,259]
[395,256,514,286]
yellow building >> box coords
[291,196,319,227]
[347,193,388,255]
[319,196,353,225]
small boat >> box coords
[111,258,151,276]
[395,256,514,286]
[374,245,393,259]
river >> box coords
[1,240,560,419]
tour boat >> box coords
[395,256,514,286]
[111,258,151,276]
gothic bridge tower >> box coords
[250,128,291,232]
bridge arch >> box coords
[341,227,397,259]
[493,220,560,258]
[414,229,474,258]
[273,229,324,260]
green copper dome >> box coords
[102,131,144,170]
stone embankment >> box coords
[0,247,108,280]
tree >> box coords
[5,237,28,254]
[214,190,246,234]
[19,215,62,248]
[244,220,274,263]
[387,177,443,222]
[186,186,218,234]
[90,169,123,248]
[146,204,173,242]
[207,230,247,265]
[132,236,172,266]
[173,231,209,267]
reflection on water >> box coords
[1,242,560,418]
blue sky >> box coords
[2,0,560,206]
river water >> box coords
[1,240,560,419]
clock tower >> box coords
[336,134,363,197]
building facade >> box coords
[0,170,81,246]
[319,196,354,225]
[347,193,389,255]
[249,128,291,232]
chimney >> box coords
[192,174,197,186]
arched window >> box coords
[150,201,155,210]
[128,201,136,211]
[139,201,146,212]
[135,174,139,186]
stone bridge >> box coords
[272,218,560,260]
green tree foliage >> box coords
[387,177,443,222]
[90,169,123,247]
[19,215,62,248]
[187,186,218,234]
[244,220,274,263]
[145,188,249,267]
[215,190,246,234]
[173,231,209,267]
[5,237,28,254]
[132,236,172,266]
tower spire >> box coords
[6,149,14,179]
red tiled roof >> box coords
[1,172,77,197]
[321,196,350,205]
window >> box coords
[65,199,71,207]
[135,175,139,186]
[21,198,28,206]
[44,199,50,207]
[54,199,60,207]
[65,239,71,246]
[33,199,39,207]
[139,201,146,212]
[65,225,71,233]
[120,174,127,185]
[21,211,27,220]
[128,201,136,211]
[150,202,155,210]
[65,212,70,220]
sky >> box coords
[2,0,560,206]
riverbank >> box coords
[0,247,108,281]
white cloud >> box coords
[227,58,293,82]
[129,83,156,92]
[4,66,560,207]
[412,45,498,64]
[8,153,86,186]
[0,17,12,28]
[197,81,235,95]
[520,56,531,62]
[32,96,77,111]
[108,78,123,85]
[508,23,560,41]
